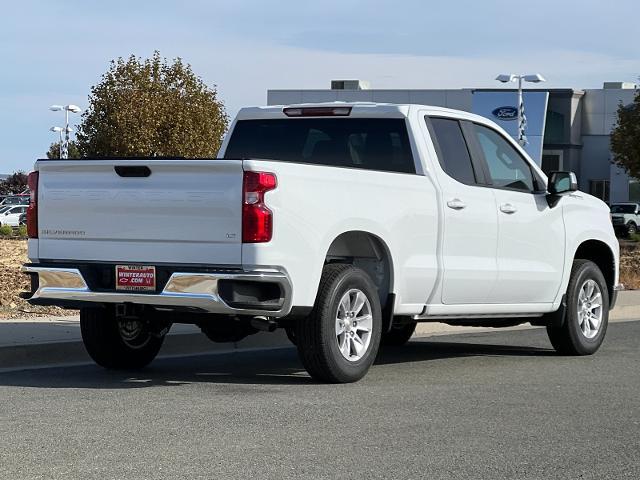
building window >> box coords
[544,110,565,143]
[541,150,564,175]
[590,180,610,203]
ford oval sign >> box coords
[492,106,518,121]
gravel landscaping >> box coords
[0,239,68,319]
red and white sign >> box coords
[116,265,156,292]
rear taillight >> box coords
[27,171,38,238]
[242,171,276,243]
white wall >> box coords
[582,88,636,135]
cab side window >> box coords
[473,124,535,193]
[429,117,476,185]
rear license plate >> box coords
[115,265,156,292]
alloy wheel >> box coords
[335,289,373,361]
[117,319,152,349]
[577,279,603,339]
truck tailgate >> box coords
[35,159,243,265]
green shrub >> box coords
[16,225,27,238]
[0,225,13,237]
[628,233,640,243]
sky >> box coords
[0,0,638,173]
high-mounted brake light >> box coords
[283,106,352,117]
[242,171,277,243]
[27,171,38,239]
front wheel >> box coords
[547,260,609,355]
[627,222,637,236]
[296,264,382,383]
[80,307,167,369]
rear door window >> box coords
[224,118,416,174]
[428,117,477,185]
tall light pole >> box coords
[49,127,64,158]
[49,104,81,159]
[495,73,546,146]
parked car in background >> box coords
[0,205,28,226]
[0,194,29,206]
[610,203,640,236]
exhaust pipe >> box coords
[250,316,278,332]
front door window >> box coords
[472,124,535,192]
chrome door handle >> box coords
[447,198,466,210]
[500,203,517,214]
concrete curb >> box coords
[0,329,293,374]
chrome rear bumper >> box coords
[22,265,293,317]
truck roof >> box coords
[235,102,493,125]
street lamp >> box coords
[49,127,64,158]
[49,104,81,158]
[495,73,546,146]
[49,126,73,158]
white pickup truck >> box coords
[23,103,620,383]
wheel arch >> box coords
[573,239,616,302]
[324,230,394,309]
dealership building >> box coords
[267,81,637,204]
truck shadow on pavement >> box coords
[0,336,556,390]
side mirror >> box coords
[548,171,578,195]
[546,171,578,208]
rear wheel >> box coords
[80,307,167,369]
[547,260,609,355]
[296,264,382,383]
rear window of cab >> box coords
[224,118,416,174]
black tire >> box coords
[80,307,165,369]
[296,264,382,383]
[381,318,417,346]
[627,222,637,236]
[547,260,609,355]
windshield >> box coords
[611,204,637,214]
[1,196,24,205]
[224,118,415,174]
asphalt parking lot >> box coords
[1,321,639,480]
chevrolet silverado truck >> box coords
[23,103,621,383]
